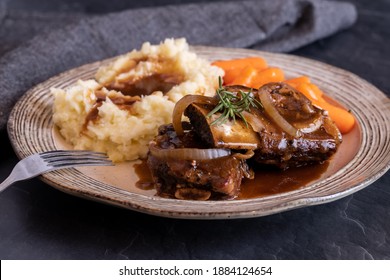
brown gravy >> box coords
[134,160,155,190]
[83,74,181,130]
[134,159,329,199]
[238,161,329,199]
[107,74,182,97]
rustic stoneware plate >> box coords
[7,46,390,219]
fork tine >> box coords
[39,150,113,168]
[40,151,110,163]
[41,154,110,162]
[39,150,108,159]
[48,159,114,168]
[46,157,113,163]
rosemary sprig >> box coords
[206,77,262,126]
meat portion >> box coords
[253,83,341,168]
[185,83,341,169]
[147,82,342,200]
[147,124,252,200]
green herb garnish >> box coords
[206,77,262,126]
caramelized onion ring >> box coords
[232,149,255,160]
[149,142,231,161]
[241,111,265,133]
[259,91,301,138]
[294,116,323,134]
[172,95,217,136]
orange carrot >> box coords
[250,67,285,88]
[227,65,258,87]
[284,76,311,88]
[228,67,285,88]
[212,57,268,84]
[296,83,355,133]
[223,67,249,85]
[212,57,268,72]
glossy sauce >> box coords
[83,102,103,130]
[238,161,329,199]
[134,158,329,199]
[134,160,155,190]
[107,74,182,96]
[83,74,181,129]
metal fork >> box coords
[0,150,113,192]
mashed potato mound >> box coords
[52,38,223,162]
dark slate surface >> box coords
[0,0,389,259]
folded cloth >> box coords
[0,11,84,55]
[0,0,357,130]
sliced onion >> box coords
[241,111,265,133]
[172,95,217,136]
[301,103,315,114]
[294,116,323,134]
[149,141,231,161]
[323,117,342,145]
[259,91,301,138]
[232,149,255,160]
[240,163,255,179]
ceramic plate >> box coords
[7,46,390,219]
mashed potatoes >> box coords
[52,38,223,162]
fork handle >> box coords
[0,175,16,193]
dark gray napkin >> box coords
[0,0,357,130]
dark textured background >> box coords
[0,0,389,259]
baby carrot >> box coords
[212,57,268,84]
[228,67,285,88]
[212,57,268,72]
[223,67,250,85]
[284,76,311,88]
[227,65,258,87]
[250,67,285,88]
[296,83,355,134]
